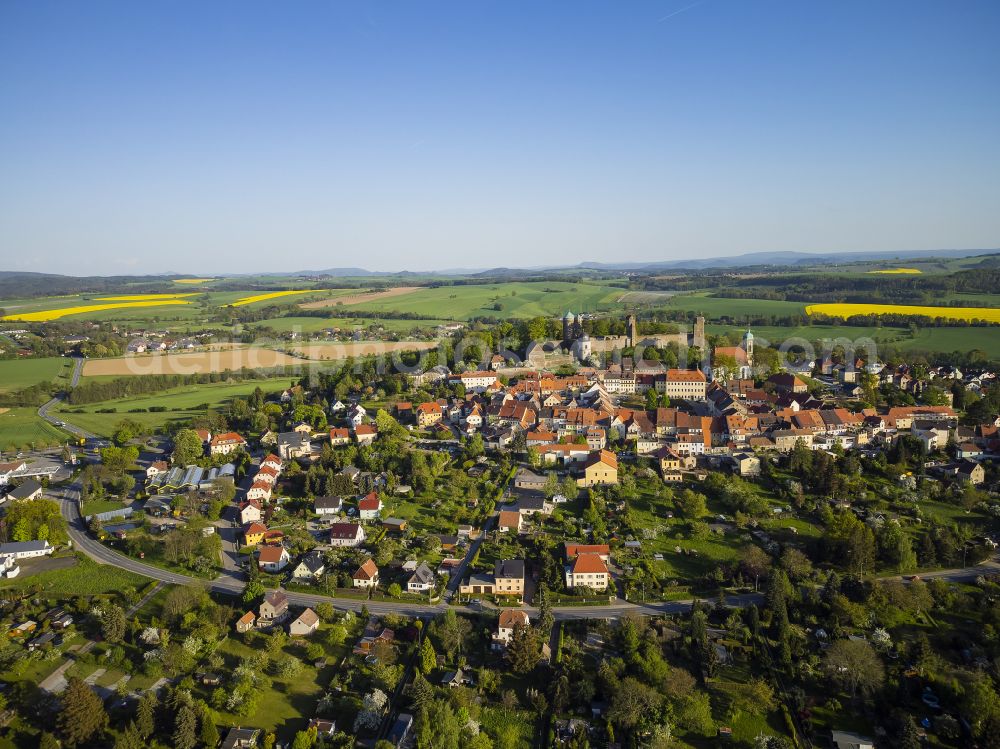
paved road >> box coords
[38,357,97,442]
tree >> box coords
[506,623,541,674]
[409,671,435,712]
[291,727,318,749]
[172,703,199,749]
[677,489,707,519]
[58,677,109,747]
[172,429,205,466]
[199,705,219,748]
[418,636,436,674]
[39,733,61,749]
[608,677,662,730]
[242,579,266,606]
[135,692,157,738]
[101,604,127,644]
[824,639,885,697]
[114,722,145,749]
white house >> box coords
[0,540,53,560]
[329,523,365,547]
[258,545,290,573]
[407,562,436,593]
[494,609,529,645]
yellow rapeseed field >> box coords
[866,268,922,275]
[1,300,192,322]
[807,303,1000,323]
[228,290,316,307]
[173,278,213,284]
[95,294,197,300]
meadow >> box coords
[661,292,808,319]
[0,407,73,451]
[53,376,295,436]
[251,315,453,333]
[343,280,624,320]
[0,356,72,393]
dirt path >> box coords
[299,286,421,309]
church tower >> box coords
[743,327,754,366]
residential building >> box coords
[258,590,289,626]
[497,510,523,533]
[657,369,707,401]
[565,553,609,590]
[407,562,436,593]
[235,611,256,633]
[238,499,262,525]
[353,558,380,588]
[243,522,268,547]
[329,522,365,547]
[258,545,290,573]
[358,491,383,520]
[221,727,260,749]
[209,432,247,456]
[245,481,272,503]
[291,550,326,581]
[8,479,43,502]
[289,608,320,637]
[0,541,53,559]
[493,559,525,597]
[578,450,618,487]
[416,401,444,428]
[494,609,530,645]
[314,496,343,516]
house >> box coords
[245,481,272,503]
[0,540,53,560]
[658,369,708,401]
[441,667,474,688]
[578,450,618,487]
[354,424,378,445]
[258,590,290,626]
[258,545,290,573]
[727,452,761,477]
[238,499,262,525]
[565,553,609,590]
[235,611,256,633]
[353,558,380,588]
[0,460,27,485]
[145,460,169,479]
[407,562,436,593]
[209,432,247,456]
[221,727,260,749]
[277,431,313,460]
[329,428,351,446]
[314,496,343,516]
[329,522,365,547]
[564,543,611,562]
[493,559,525,597]
[831,731,874,749]
[956,461,985,485]
[382,517,409,534]
[261,454,283,472]
[243,522,268,547]
[768,373,808,394]
[253,465,279,485]
[8,479,43,502]
[497,510,523,534]
[514,468,547,491]
[292,421,312,434]
[291,550,326,581]
[358,491,383,520]
[494,609,530,645]
[289,608,320,637]
[416,401,444,428]
[307,718,337,737]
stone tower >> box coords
[626,314,638,348]
[692,316,706,350]
[563,311,574,342]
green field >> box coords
[0,553,151,596]
[661,292,808,319]
[54,376,293,436]
[0,356,72,392]
[0,407,73,451]
[250,315,454,334]
[345,281,625,320]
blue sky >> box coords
[1,1,998,275]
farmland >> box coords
[806,302,1000,323]
[660,292,808,319]
[80,345,307,376]
[343,280,624,319]
[229,289,318,306]
[299,285,421,308]
[867,267,922,274]
[0,357,72,393]
[0,299,193,322]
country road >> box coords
[38,356,98,441]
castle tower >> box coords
[563,311,574,342]
[693,316,706,350]
[626,314,638,348]
[743,327,754,366]
[574,313,583,339]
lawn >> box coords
[0,407,73,451]
[54,376,293,436]
[0,356,72,392]
[345,281,625,320]
[252,315,453,334]
[0,553,151,596]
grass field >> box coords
[0,407,73,450]
[0,356,72,392]
[54,377,294,436]
[250,315,453,334]
[345,281,624,320]
[0,553,151,595]
[662,292,808,319]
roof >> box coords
[498,609,529,629]
[408,562,436,585]
[564,542,610,559]
[494,559,525,579]
[354,424,377,436]
[358,492,381,510]
[0,540,50,554]
[210,431,246,446]
[665,368,707,383]
[258,546,287,563]
[292,608,319,628]
[498,510,521,529]
[244,522,268,536]
[314,496,342,510]
[263,590,288,608]
[9,479,42,499]
[329,522,362,539]
[354,558,379,580]
[571,553,608,575]
[585,449,618,470]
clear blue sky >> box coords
[1,1,998,275]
